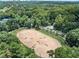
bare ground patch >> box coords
[17,29,61,58]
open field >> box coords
[17,29,61,58]
[0,1,79,58]
[38,29,65,45]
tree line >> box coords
[0,2,79,58]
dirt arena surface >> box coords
[17,29,61,58]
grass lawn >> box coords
[9,27,27,35]
[38,29,65,45]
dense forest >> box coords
[0,1,79,58]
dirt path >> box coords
[17,29,61,58]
